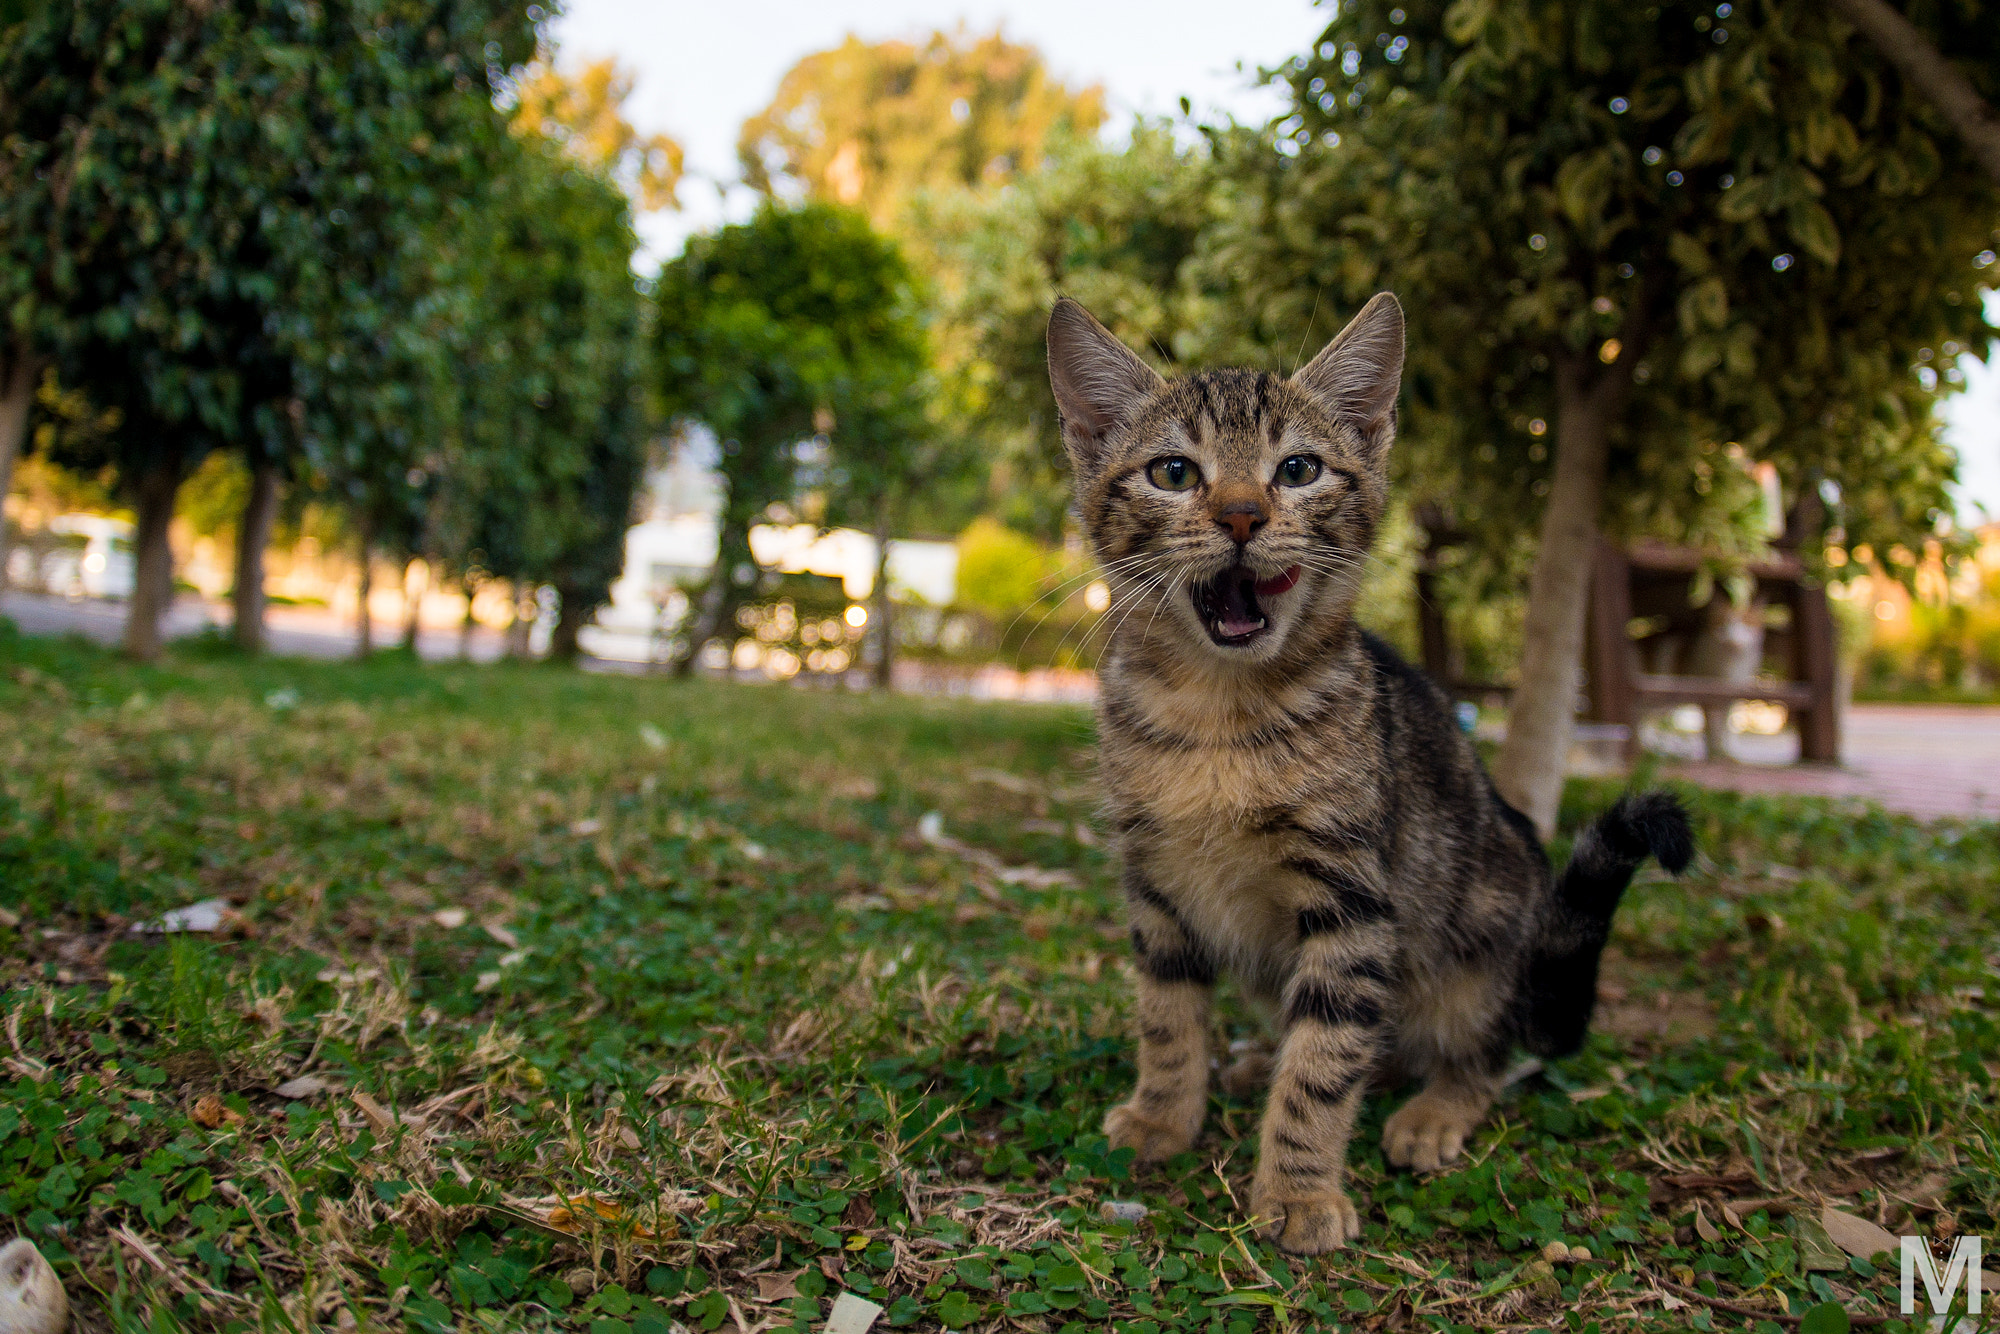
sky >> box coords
[546,0,2000,525]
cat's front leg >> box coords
[1249,868,1397,1253]
[1104,873,1214,1161]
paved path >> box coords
[7,590,1995,821]
[1659,704,2000,821]
[1,589,507,662]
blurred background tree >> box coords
[1256,0,1999,835]
[512,56,685,210]
[0,0,543,658]
[738,28,1105,230]
[654,202,924,676]
[906,123,1219,538]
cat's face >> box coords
[1047,295,1404,669]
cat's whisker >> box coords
[996,551,1163,668]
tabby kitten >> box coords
[1046,294,1691,1254]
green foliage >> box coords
[0,0,542,485]
[429,130,648,626]
[0,630,1994,1329]
[1242,0,2000,564]
[953,518,1053,618]
[907,124,1219,537]
[739,30,1106,229]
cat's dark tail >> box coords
[1524,792,1694,1058]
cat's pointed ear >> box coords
[1046,296,1165,470]
[1291,292,1404,464]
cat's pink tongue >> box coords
[1218,611,1264,638]
[1255,565,1302,597]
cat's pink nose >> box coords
[1215,503,1267,544]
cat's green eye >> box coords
[1147,457,1201,491]
[1276,455,1323,487]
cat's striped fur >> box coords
[1046,294,1692,1254]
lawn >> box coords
[1,623,1996,1334]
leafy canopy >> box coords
[739,29,1106,230]
[653,202,925,537]
[1255,0,2000,562]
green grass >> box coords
[1,621,1996,1334]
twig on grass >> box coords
[1657,1276,1891,1328]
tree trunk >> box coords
[354,523,374,659]
[870,498,895,690]
[122,452,185,662]
[548,583,590,663]
[1491,358,1624,840]
[232,457,280,653]
[506,582,536,658]
[673,515,753,678]
[1829,0,2000,185]
[401,558,428,653]
[460,578,479,660]
[0,342,45,592]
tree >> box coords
[0,0,539,657]
[739,29,1105,229]
[1258,0,1999,836]
[425,131,648,664]
[818,324,951,688]
[652,202,924,675]
[1827,0,2000,185]
[512,56,685,210]
[905,124,1220,537]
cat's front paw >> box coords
[1104,1100,1200,1161]
[1382,1088,1485,1172]
[1248,1180,1363,1254]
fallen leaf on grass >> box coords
[534,1195,657,1239]
[350,1091,421,1135]
[1789,1212,1848,1272]
[482,921,519,948]
[1692,1200,1721,1243]
[754,1267,806,1302]
[189,1094,243,1128]
[1819,1205,1898,1261]
[431,908,468,929]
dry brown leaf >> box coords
[350,1091,398,1135]
[754,1267,806,1302]
[1692,1200,1721,1243]
[1820,1205,1899,1260]
[189,1094,243,1129]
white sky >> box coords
[546,0,2000,524]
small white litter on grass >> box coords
[1099,1200,1149,1223]
[822,1292,883,1334]
[129,898,232,934]
[264,687,299,710]
[431,908,468,929]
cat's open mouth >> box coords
[1192,564,1302,647]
